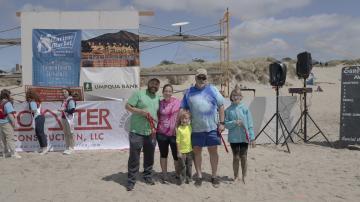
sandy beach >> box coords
[1,65,360,202]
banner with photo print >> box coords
[32,29,81,87]
[80,29,140,100]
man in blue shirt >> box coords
[180,69,225,187]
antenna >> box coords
[171,21,189,36]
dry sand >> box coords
[1,65,360,202]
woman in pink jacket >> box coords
[156,84,181,183]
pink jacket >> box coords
[157,97,181,136]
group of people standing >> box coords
[125,68,255,191]
[0,88,77,158]
[1,68,256,191]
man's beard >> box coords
[149,87,158,93]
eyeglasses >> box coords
[196,75,207,81]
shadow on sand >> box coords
[102,170,235,189]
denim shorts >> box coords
[191,130,221,147]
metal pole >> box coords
[226,8,230,97]
[219,19,224,93]
[276,86,279,144]
[303,78,307,142]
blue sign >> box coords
[32,55,80,87]
[32,29,81,87]
[33,29,81,58]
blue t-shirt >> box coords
[0,102,15,124]
[181,85,224,132]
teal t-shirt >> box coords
[0,101,15,124]
[127,89,160,136]
[224,102,255,143]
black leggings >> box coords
[156,133,178,161]
[35,115,47,147]
[230,143,248,157]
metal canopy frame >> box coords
[0,9,231,96]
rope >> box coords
[182,23,220,34]
[140,41,178,52]
[0,26,20,34]
[218,131,229,153]
[146,113,157,139]
[0,45,16,50]
[140,24,177,34]
[243,127,250,143]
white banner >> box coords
[80,66,140,100]
[12,96,298,152]
[14,101,131,152]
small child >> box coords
[224,86,255,184]
[176,110,193,185]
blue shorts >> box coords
[191,130,221,147]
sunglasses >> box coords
[196,75,207,81]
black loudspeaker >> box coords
[296,51,312,79]
[269,62,287,86]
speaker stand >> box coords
[290,93,306,141]
[255,86,291,153]
[282,79,333,147]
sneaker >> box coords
[63,149,73,155]
[143,177,155,185]
[12,152,22,159]
[160,174,169,184]
[40,147,50,155]
[0,152,4,158]
[185,177,192,184]
[126,183,134,191]
[194,177,202,187]
[211,177,220,188]
[176,176,183,185]
[34,148,41,153]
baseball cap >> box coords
[195,68,207,76]
[148,77,160,83]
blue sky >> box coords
[1,0,360,71]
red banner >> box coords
[25,86,84,102]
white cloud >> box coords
[64,0,136,11]
[84,0,135,11]
[305,19,360,59]
[255,38,290,53]
[232,38,291,58]
[20,3,55,11]
[231,14,347,41]
[134,0,312,19]
[229,14,360,60]
[235,0,311,20]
